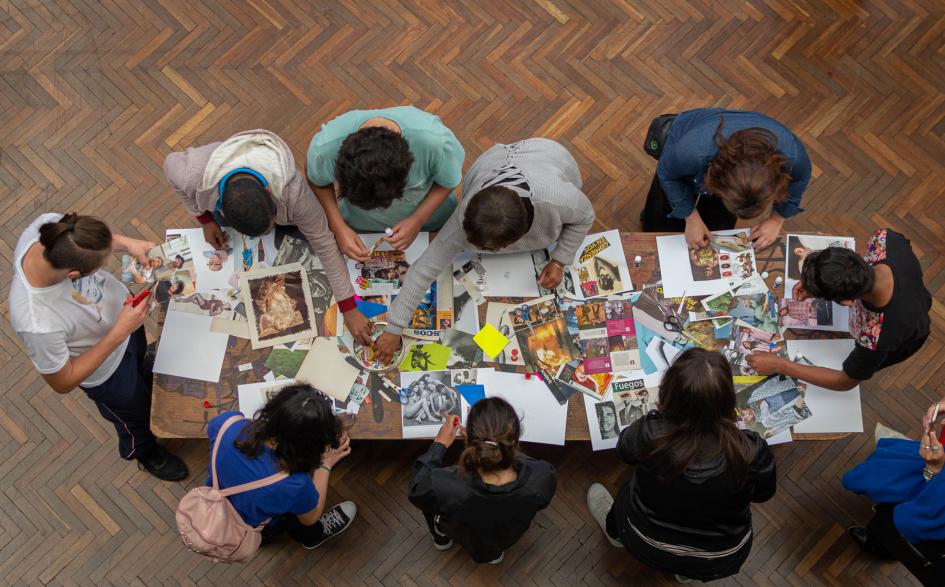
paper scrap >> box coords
[263,371,276,382]
[473,324,509,359]
[238,363,253,372]
[398,343,452,372]
[456,384,486,405]
[237,379,296,419]
[210,316,251,339]
[295,338,360,401]
[356,299,388,319]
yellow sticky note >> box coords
[473,324,509,359]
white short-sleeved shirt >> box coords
[9,214,129,388]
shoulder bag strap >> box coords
[219,471,290,497]
[210,415,245,490]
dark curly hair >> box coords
[460,397,522,476]
[463,186,530,251]
[703,121,791,220]
[235,384,343,474]
[335,126,413,210]
[221,177,276,237]
[801,246,874,302]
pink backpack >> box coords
[176,415,288,563]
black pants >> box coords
[640,174,737,232]
[606,483,750,581]
[261,515,325,545]
[867,504,945,586]
[80,328,157,460]
[423,512,503,563]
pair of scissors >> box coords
[658,290,688,334]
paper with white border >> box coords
[656,229,757,297]
[454,250,540,298]
[170,228,238,291]
[346,232,429,295]
[783,234,855,332]
[240,263,317,349]
[786,339,863,433]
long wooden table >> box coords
[151,232,824,440]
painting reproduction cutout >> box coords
[240,263,316,349]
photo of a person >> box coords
[246,269,313,342]
[778,297,833,327]
[595,401,620,439]
[172,292,232,316]
[592,257,621,294]
[203,247,233,272]
[121,255,164,284]
[402,372,460,426]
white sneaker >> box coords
[302,501,357,550]
[488,552,504,565]
[587,483,622,547]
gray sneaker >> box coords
[587,483,622,547]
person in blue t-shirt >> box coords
[207,384,356,549]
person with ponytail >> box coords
[8,213,187,480]
[208,385,357,549]
[640,108,811,250]
[408,397,556,564]
[586,348,776,582]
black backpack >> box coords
[643,113,677,160]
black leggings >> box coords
[640,174,737,232]
[261,515,324,545]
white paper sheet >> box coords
[237,379,297,419]
[153,311,228,382]
[480,370,568,445]
[786,339,863,433]
[766,430,794,445]
[170,228,238,291]
[657,229,757,297]
[346,232,429,295]
[455,251,540,298]
[783,234,855,332]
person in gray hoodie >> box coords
[373,138,595,362]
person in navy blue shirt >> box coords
[641,108,811,250]
[207,384,356,549]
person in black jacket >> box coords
[408,397,557,564]
[586,348,777,581]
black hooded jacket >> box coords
[408,442,556,562]
[614,411,776,553]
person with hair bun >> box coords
[641,108,811,250]
[8,213,187,480]
[748,229,931,391]
[408,397,557,564]
[208,385,357,550]
[587,348,776,582]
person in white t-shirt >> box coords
[9,213,188,481]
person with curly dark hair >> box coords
[306,106,464,258]
[207,384,357,550]
[747,229,931,391]
[640,108,811,250]
[408,397,556,564]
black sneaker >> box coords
[431,515,453,551]
[137,445,188,481]
[848,527,895,559]
[301,502,357,550]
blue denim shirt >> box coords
[656,108,810,219]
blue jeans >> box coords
[80,328,157,460]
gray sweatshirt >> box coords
[386,138,595,334]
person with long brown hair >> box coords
[408,397,557,564]
[8,213,187,480]
[640,108,811,250]
[586,348,776,581]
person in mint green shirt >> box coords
[306,106,465,261]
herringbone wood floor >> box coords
[1,1,944,585]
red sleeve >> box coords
[195,212,214,225]
[337,296,357,313]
